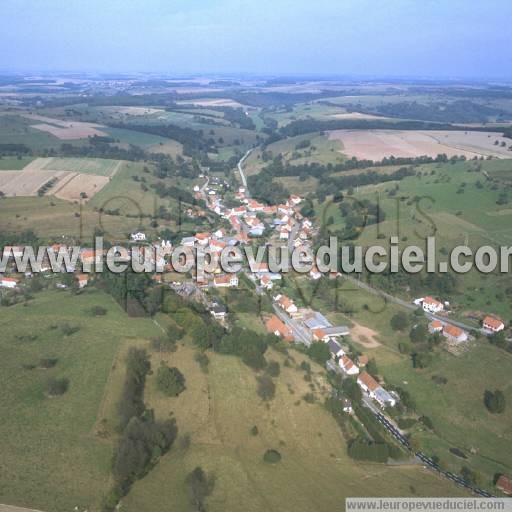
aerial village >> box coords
[0,169,508,414]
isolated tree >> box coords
[409,323,428,344]
[390,312,409,331]
[484,389,506,414]
[263,449,282,464]
[156,362,186,397]
[46,377,69,396]
[256,374,275,401]
[185,466,215,511]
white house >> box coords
[260,275,274,290]
[76,274,89,288]
[213,274,239,288]
[483,315,505,333]
[357,371,396,408]
[309,265,322,280]
[339,355,359,375]
[422,296,444,313]
[274,294,298,315]
[0,276,19,289]
[130,232,146,242]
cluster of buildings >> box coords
[418,295,506,341]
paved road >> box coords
[361,401,495,498]
[272,304,312,346]
[0,506,45,512]
[199,174,209,194]
[342,274,484,335]
[237,148,252,193]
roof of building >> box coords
[423,296,442,307]
[303,311,332,330]
[211,303,227,314]
[327,339,343,355]
[497,475,512,495]
[443,324,465,338]
[340,355,356,371]
[374,387,395,405]
[214,274,236,285]
[430,320,443,329]
[265,315,293,341]
[323,325,350,336]
[358,355,369,366]
[278,295,295,310]
[483,315,504,329]
[2,276,20,283]
[311,327,326,339]
[358,371,380,393]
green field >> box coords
[0,160,205,242]
[120,345,464,512]
[0,155,35,170]
[0,289,161,511]
[244,132,344,177]
[0,114,62,150]
[316,158,512,319]
[43,157,121,175]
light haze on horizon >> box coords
[1,0,511,79]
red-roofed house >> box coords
[442,324,468,343]
[195,232,211,245]
[339,355,359,375]
[265,315,294,342]
[483,315,505,333]
[260,275,273,290]
[357,371,380,394]
[76,274,89,288]
[0,276,20,289]
[213,274,239,288]
[497,475,512,495]
[275,294,297,315]
[422,296,444,313]
[247,199,265,212]
[429,320,443,333]
[357,355,369,367]
[311,328,328,342]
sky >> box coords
[1,0,511,79]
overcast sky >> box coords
[1,0,511,79]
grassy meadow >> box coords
[0,289,161,511]
[120,345,464,512]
